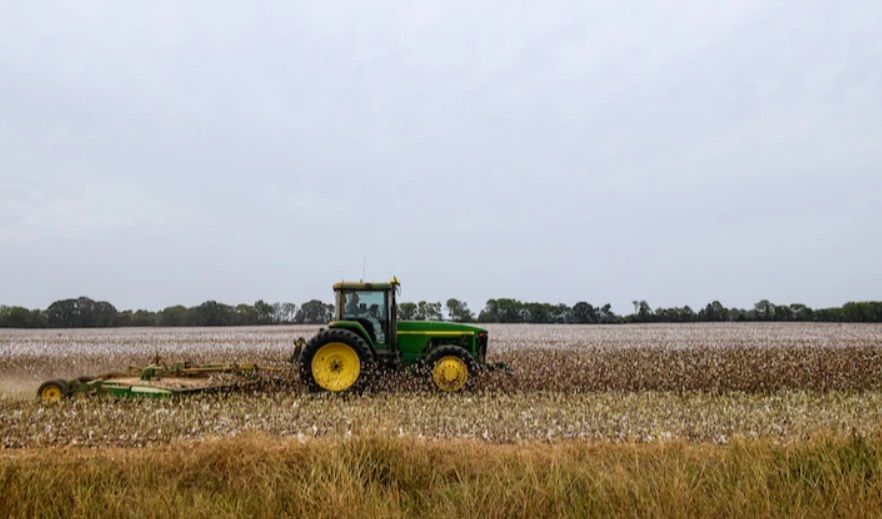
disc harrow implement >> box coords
[37,341,305,403]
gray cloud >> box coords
[1,1,880,312]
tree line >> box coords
[0,297,334,328]
[620,299,882,324]
[1,296,881,328]
[409,298,882,324]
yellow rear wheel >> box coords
[38,380,66,403]
[432,355,470,392]
[311,342,361,392]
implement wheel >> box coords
[37,379,69,403]
[299,329,374,393]
[426,346,476,393]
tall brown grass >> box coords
[3,433,882,518]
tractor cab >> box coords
[331,278,399,354]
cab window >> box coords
[341,290,388,343]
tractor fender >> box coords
[421,339,473,363]
[327,321,376,352]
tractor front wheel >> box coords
[426,346,477,393]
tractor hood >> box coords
[397,321,487,335]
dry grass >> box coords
[4,433,882,518]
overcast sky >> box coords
[1,1,880,314]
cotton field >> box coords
[2,323,882,447]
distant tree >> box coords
[272,302,297,323]
[159,305,190,326]
[296,299,333,324]
[444,298,458,320]
[46,296,117,328]
[495,299,526,323]
[712,300,728,321]
[524,302,550,324]
[192,300,237,326]
[841,302,882,322]
[812,306,841,322]
[480,299,575,323]
[398,302,417,320]
[0,306,34,328]
[773,304,793,321]
[681,305,696,322]
[445,298,474,322]
[46,298,78,327]
[754,299,775,321]
[654,306,677,322]
[789,303,813,321]
[250,300,273,324]
[630,300,653,322]
[572,302,597,323]
[597,303,620,324]
[728,307,749,321]
[114,310,131,326]
[236,304,257,325]
[477,299,499,323]
[115,309,155,327]
[92,301,118,327]
[551,303,572,323]
[30,309,49,327]
[0,306,47,328]
[414,301,443,321]
[699,301,729,322]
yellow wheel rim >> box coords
[432,356,469,392]
[40,385,63,403]
[311,342,361,392]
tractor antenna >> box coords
[361,254,366,281]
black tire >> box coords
[424,345,478,392]
[299,328,375,392]
[37,379,69,403]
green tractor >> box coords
[298,277,489,393]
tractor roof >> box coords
[333,277,399,291]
